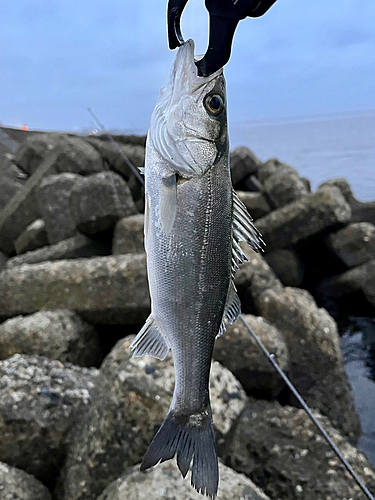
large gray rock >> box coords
[84,138,145,211]
[319,178,375,225]
[15,134,104,176]
[234,245,283,315]
[255,187,352,251]
[256,158,284,183]
[264,248,304,287]
[6,233,111,269]
[0,254,149,324]
[0,154,28,212]
[214,314,289,399]
[36,173,81,244]
[85,138,145,179]
[14,219,48,254]
[236,191,271,220]
[56,337,247,500]
[261,162,309,209]
[0,310,101,366]
[70,172,137,235]
[0,151,58,255]
[319,259,375,309]
[15,133,61,175]
[318,177,356,205]
[112,214,144,254]
[51,135,104,175]
[97,461,270,500]
[325,222,375,268]
[221,400,375,500]
[0,462,52,500]
[230,147,261,187]
[0,252,7,271]
[256,286,360,439]
[0,354,99,486]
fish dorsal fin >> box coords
[217,281,241,338]
[160,174,177,236]
[130,316,170,361]
[231,189,265,279]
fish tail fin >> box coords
[140,409,219,498]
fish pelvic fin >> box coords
[141,409,219,498]
[232,189,265,280]
[130,316,170,361]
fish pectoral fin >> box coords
[130,316,170,361]
[217,281,241,338]
[160,174,177,236]
[231,189,265,280]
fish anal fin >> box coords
[130,316,170,361]
[160,174,177,235]
[216,281,241,339]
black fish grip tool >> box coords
[168,0,278,77]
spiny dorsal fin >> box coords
[217,281,241,338]
[231,189,265,280]
[131,316,170,360]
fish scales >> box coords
[130,39,263,497]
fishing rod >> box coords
[239,314,375,500]
[84,110,374,499]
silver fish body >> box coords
[131,40,263,498]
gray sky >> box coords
[1,0,375,132]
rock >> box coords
[0,354,99,487]
[52,135,104,175]
[256,286,360,439]
[0,155,28,211]
[85,138,145,179]
[112,214,144,254]
[221,399,375,500]
[0,252,7,271]
[319,259,375,310]
[241,175,263,192]
[325,222,375,268]
[85,138,145,210]
[0,254,150,324]
[234,245,283,315]
[255,187,352,252]
[257,158,283,183]
[0,462,52,500]
[15,133,61,175]
[351,200,375,226]
[318,178,356,205]
[70,172,137,235]
[236,191,271,220]
[319,178,375,225]
[97,461,270,500]
[264,248,304,287]
[0,151,58,255]
[230,147,261,187]
[213,314,289,399]
[36,173,81,244]
[6,234,111,269]
[15,134,103,176]
[262,163,309,209]
[14,219,48,254]
[56,337,247,500]
[0,310,102,366]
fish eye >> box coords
[204,93,224,116]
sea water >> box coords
[230,110,375,202]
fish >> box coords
[130,39,263,497]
